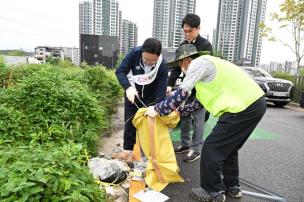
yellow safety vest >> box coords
[195,55,264,117]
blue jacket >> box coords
[115,46,168,104]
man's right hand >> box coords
[126,87,138,103]
[166,86,172,96]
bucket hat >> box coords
[167,44,203,67]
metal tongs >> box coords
[134,96,147,109]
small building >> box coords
[35,46,53,62]
[80,34,120,68]
[51,48,65,60]
[35,46,79,65]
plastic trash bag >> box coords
[88,157,129,184]
[132,109,184,191]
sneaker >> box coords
[226,186,242,198]
[174,145,190,154]
[183,150,200,162]
[190,187,226,202]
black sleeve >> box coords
[197,39,213,55]
[115,50,134,90]
[167,41,188,87]
[167,66,181,87]
[155,63,169,102]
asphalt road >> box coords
[163,104,304,202]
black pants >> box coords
[200,97,267,193]
[123,95,154,150]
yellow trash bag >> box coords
[132,108,184,191]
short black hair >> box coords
[142,38,162,56]
[182,13,200,28]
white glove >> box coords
[166,86,172,96]
[144,106,158,117]
[126,87,138,103]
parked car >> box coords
[241,66,294,107]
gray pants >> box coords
[180,108,206,152]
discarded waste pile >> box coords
[89,110,183,202]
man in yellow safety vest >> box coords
[145,44,266,202]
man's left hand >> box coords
[144,106,158,117]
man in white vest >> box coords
[115,38,168,161]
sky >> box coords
[0,0,295,64]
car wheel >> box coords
[273,101,289,107]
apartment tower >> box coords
[153,0,196,48]
[79,1,93,34]
[215,0,267,66]
[120,20,138,55]
[79,0,137,54]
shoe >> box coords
[174,145,190,154]
[183,150,200,162]
[226,186,242,198]
[190,187,225,202]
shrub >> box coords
[82,67,123,115]
[293,77,304,102]
[0,143,105,202]
[271,71,295,83]
[0,55,5,68]
[0,104,28,143]
[0,63,122,201]
[0,69,103,151]
[0,64,46,88]
[271,71,304,102]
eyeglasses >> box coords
[142,56,158,63]
[142,52,158,64]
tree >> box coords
[260,0,304,76]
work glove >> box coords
[126,87,138,103]
[144,106,158,117]
[166,86,172,96]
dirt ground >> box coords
[99,100,125,156]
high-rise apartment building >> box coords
[153,0,196,48]
[101,0,120,37]
[93,0,102,35]
[153,0,170,48]
[80,0,120,37]
[214,0,267,66]
[120,20,138,55]
[79,0,138,55]
[79,1,93,34]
